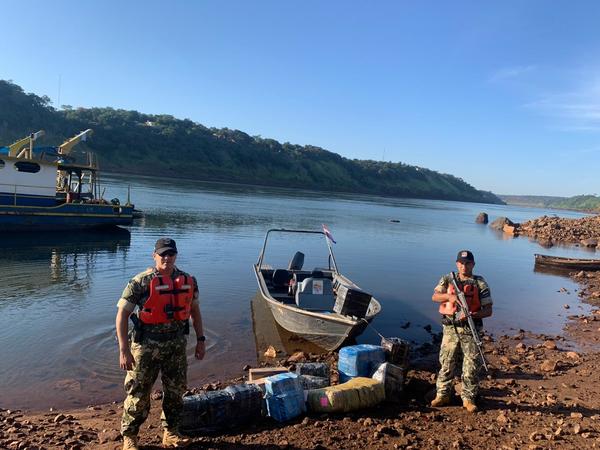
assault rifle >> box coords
[450,271,489,372]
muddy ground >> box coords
[3,217,600,450]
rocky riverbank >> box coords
[3,215,600,450]
[499,214,600,249]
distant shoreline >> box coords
[102,169,505,206]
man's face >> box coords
[456,260,474,276]
[153,250,177,272]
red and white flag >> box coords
[322,224,336,244]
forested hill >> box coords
[0,80,502,204]
[500,195,600,212]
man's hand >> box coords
[120,348,135,371]
[195,341,205,360]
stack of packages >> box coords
[181,383,264,434]
[373,337,410,401]
[264,372,306,422]
[295,362,330,390]
[306,344,386,413]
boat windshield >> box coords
[257,229,337,274]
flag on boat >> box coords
[322,224,336,244]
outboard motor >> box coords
[288,251,305,271]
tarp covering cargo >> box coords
[264,373,306,422]
[306,377,385,413]
[338,344,386,382]
[181,383,263,433]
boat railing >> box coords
[256,228,339,274]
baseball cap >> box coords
[155,237,178,255]
[456,250,474,263]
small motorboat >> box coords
[534,253,600,271]
[253,228,382,351]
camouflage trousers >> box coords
[435,324,482,402]
[121,336,187,437]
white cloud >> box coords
[525,79,600,131]
[488,65,536,83]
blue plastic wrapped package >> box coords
[264,372,303,396]
[338,344,386,382]
[264,373,306,422]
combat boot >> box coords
[122,435,139,450]
[463,399,478,413]
[430,395,451,407]
[162,429,192,448]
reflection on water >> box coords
[1,173,597,411]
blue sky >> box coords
[2,1,599,196]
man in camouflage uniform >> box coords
[116,238,205,449]
[430,250,492,413]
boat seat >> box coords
[287,251,305,271]
[272,269,292,288]
[295,276,335,311]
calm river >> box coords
[0,174,593,410]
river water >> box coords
[0,174,593,410]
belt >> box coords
[142,329,186,342]
[441,317,483,327]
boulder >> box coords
[580,238,598,248]
[490,217,514,230]
[475,212,488,224]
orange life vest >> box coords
[139,275,194,324]
[438,279,481,316]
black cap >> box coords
[456,250,474,263]
[155,237,178,255]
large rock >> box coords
[580,238,598,248]
[475,212,488,224]
[490,217,514,230]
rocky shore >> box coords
[495,214,600,249]
[3,216,600,450]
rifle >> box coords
[450,271,489,372]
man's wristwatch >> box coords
[197,335,206,342]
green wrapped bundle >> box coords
[306,377,385,413]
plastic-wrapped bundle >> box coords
[306,377,385,413]
[264,373,306,422]
[181,383,264,434]
[295,362,330,380]
[372,362,406,402]
[224,384,264,418]
[381,337,410,367]
[298,374,330,390]
[181,390,233,433]
[338,344,386,382]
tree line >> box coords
[0,80,502,204]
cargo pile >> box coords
[180,338,410,432]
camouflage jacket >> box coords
[117,266,199,333]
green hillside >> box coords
[0,80,502,204]
[500,195,600,212]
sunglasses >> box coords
[159,251,177,257]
